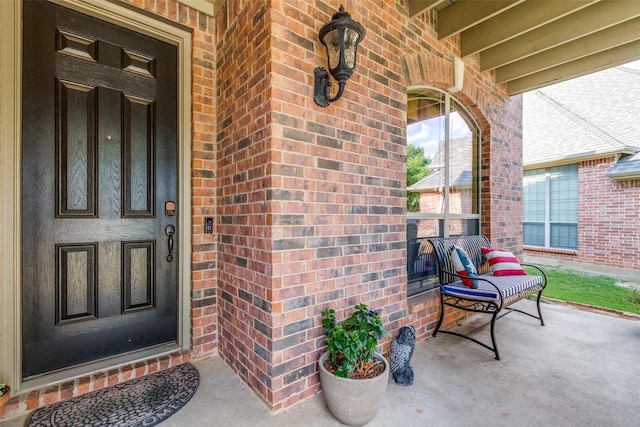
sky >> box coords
[407,111,472,159]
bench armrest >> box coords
[438,268,505,311]
[520,263,548,289]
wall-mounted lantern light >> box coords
[314,5,365,107]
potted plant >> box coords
[0,383,10,414]
[319,303,390,426]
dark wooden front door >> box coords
[22,0,179,378]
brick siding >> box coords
[579,157,640,269]
[215,0,409,410]
[545,157,640,269]
[214,0,522,410]
[525,156,640,270]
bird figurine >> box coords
[390,325,416,386]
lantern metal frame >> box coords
[314,6,365,107]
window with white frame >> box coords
[406,88,481,296]
[523,164,578,249]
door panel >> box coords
[56,80,98,217]
[22,0,178,378]
[123,95,155,217]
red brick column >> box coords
[215,0,524,410]
[215,0,408,409]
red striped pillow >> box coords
[482,248,526,276]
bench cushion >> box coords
[441,274,543,304]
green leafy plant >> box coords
[407,145,431,212]
[321,303,390,378]
[0,383,8,398]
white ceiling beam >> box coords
[438,0,523,40]
[480,1,640,71]
[496,17,640,83]
[182,0,216,16]
[211,0,224,16]
[460,0,596,57]
[408,0,441,18]
[506,40,640,95]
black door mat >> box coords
[25,363,199,427]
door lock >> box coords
[165,201,176,216]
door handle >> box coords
[165,224,175,262]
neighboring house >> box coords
[1,0,638,420]
[408,135,476,238]
[523,65,640,274]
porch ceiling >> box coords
[410,0,640,95]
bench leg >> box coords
[489,311,500,360]
[432,290,446,337]
[536,290,545,327]
[434,294,501,360]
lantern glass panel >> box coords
[324,29,341,70]
[343,28,360,69]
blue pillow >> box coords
[451,245,479,288]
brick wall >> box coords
[215,0,408,410]
[214,0,275,406]
[524,157,640,271]
[215,0,522,411]
[579,158,640,269]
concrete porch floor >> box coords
[3,300,639,427]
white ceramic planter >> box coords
[318,352,389,426]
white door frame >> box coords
[0,0,192,391]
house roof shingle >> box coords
[607,152,640,180]
[523,65,640,170]
[408,136,473,191]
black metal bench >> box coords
[427,235,547,360]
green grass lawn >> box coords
[524,266,640,315]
